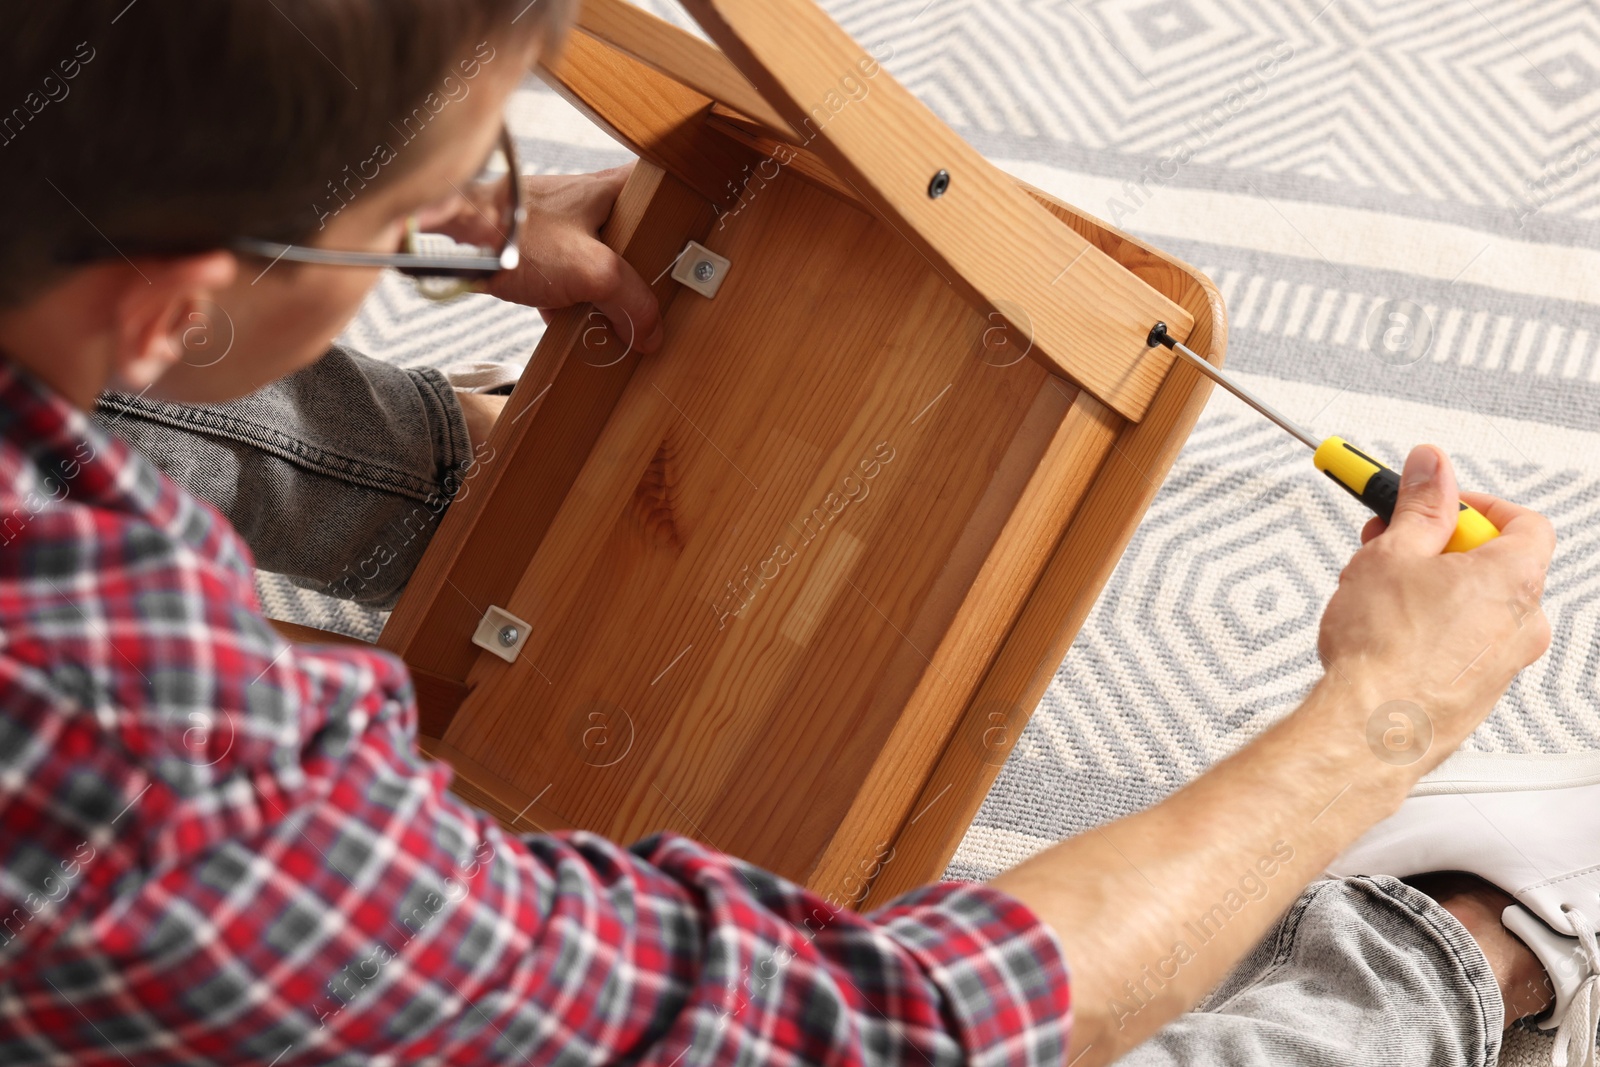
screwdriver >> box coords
[1146,322,1500,553]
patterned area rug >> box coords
[258,3,1600,1061]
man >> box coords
[0,2,1590,1065]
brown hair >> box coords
[0,0,574,305]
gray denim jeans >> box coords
[1117,875,1502,1066]
[95,345,474,609]
[98,348,1506,1066]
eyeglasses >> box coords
[232,126,524,302]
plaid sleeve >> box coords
[870,882,1075,1064]
[624,835,1073,1066]
[0,372,1072,1066]
[1,640,1072,1066]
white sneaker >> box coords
[1328,751,1600,1065]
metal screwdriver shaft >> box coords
[1144,321,1500,553]
[1146,322,1319,449]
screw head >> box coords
[498,625,520,648]
[694,260,716,282]
[928,169,951,198]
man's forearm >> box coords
[991,448,1555,1064]
[991,676,1417,1064]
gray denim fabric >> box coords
[99,354,1506,1067]
[1118,875,1503,1067]
[94,344,472,609]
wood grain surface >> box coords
[375,1,1224,902]
[438,168,1112,885]
[575,0,797,140]
[381,163,716,686]
[539,31,762,213]
[862,188,1227,906]
[680,0,1193,421]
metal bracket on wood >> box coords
[472,605,532,664]
[672,241,731,298]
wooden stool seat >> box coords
[280,0,1225,910]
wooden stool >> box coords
[290,0,1225,911]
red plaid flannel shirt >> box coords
[0,356,1071,1065]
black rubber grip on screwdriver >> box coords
[1319,440,1399,522]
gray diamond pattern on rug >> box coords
[255,5,1600,1061]
[1131,0,1211,50]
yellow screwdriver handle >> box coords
[1312,437,1500,553]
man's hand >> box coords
[1317,445,1554,769]
[990,444,1557,1065]
[486,163,663,353]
